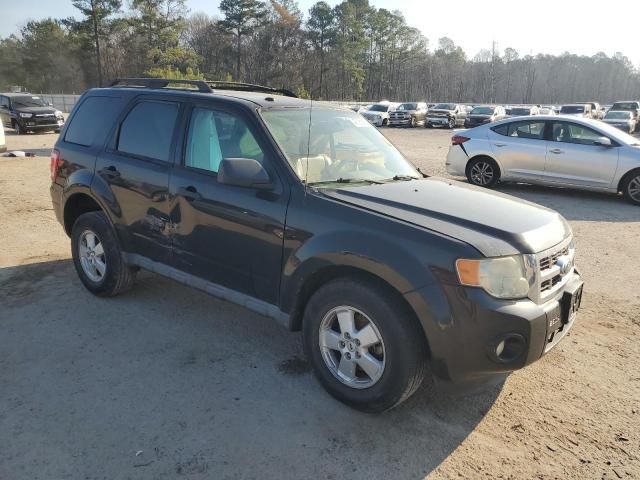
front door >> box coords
[0,96,11,128]
[169,104,289,304]
[94,97,180,264]
[543,120,619,188]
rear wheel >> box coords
[622,170,640,206]
[466,156,500,188]
[71,211,137,296]
[302,277,428,413]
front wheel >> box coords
[622,170,640,206]
[466,157,500,188]
[71,211,137,296]
[302,277,428,413]
[12,120,25,135]
[448,117,456,129]
[409,116,417,128]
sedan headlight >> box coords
[456,255,536,299]
[19,112,33,118]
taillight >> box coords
[50,149,62,181]
[452,135,470,146]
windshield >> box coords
[510,108,531,115]
[11,95,49,108]
[605,111,631,120]
[561,105,585,114]
[471,107,495,115]
[368,104,389,112]
[612,102,638,110]
[397,103,418,111]
[261,107,419,185]
[433,103,456,110]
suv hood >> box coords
[429,109,454,114]
[15,106,57,115]
[321,177,571,257]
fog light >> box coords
[491,333,526,364]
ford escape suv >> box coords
[50,79,583,413]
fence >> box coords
[37,94,81,113]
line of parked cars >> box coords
[355,99,639,134]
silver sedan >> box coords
[445,115,640,205]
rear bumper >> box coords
[404,272,583,383]
[445,145,468,176]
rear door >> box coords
[543,120,619,188]
[168,101,289,304]
[489,119,549,181]
[94,96,181,264]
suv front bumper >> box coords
[404,271,583,382]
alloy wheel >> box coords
[628,175,640,203]
[318,306,386,389]
[78,230,106,282]
[470,161,495,186]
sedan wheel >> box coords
[623,172,640,205]
[467,157,499,188]
[448,117,455,129]
[319,306,385,389]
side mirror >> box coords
[593,137,612,147]
[217,157,273,190]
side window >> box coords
[185,107,264,173]
[0,96,8,109]
[493,121,545,139]
[551,122,606,146]
[65,96,125,147]
[117,101,179,161]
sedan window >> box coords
[550,122,607,146]
[493,121,545,139]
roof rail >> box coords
[110,78,213,93]
[206,80,298,98]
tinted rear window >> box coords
[117,101,179,162]
[64,96,125,147]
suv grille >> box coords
[539,246,569,272]
[533,237,574,302]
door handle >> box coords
[494,143,507,147]
[549,148,564,154]
[177,185,202,201]
[100,165,120,178]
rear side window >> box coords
[64,96,125,147]
[117,101,179,162]
[493,121,545,139]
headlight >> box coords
[19,112,33,118]
[55,110,63,118]
[456,255,536,299]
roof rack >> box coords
[110,78,213,93]
[206,80,298,98]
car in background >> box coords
[360,102,395,127]
[0,93,65,134]
[602,110,636,133]
[425,103,467,128]
[539,106,557,115]
[559,104,592,118]
[506,105,540,117]
[464,105,506,128]
[610,101,640,121]
[388,102,428,127]
[445,115,640,205]
[0,122,5,153]
[578,102,602,119]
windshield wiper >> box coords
[381,175,420,182]
[308,178,384,186]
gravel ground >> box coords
[1,126,639,480]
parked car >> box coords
[388,102,428,127]
[602,110,636,133]
[610,101,640,121]
[446,115,640,205]
[425,103,467,128]
[0,123,5,153]
[0,92,65,134]
[539,106,557,115]
[464,105,506,128]
[360,102,396,127]
[51,78,583,412]
[560,104,592,118]
[506,105,540,117]
[577,102,602,119]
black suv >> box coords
[0,92,65,134]
[51,79,583,412]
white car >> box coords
[360,103,396,127]
[445,115,640,205]
[0,122,5,154]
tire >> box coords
[621,169,640,206]
[302,277,428,413]
[425,122,432,129]
[409,116,417,128]
[12,120,24,135]
[71,211,137,296]
[382,118,388,127]
[448,117,456,129]
[466,156,500,188]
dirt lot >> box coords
[1,126,639,480]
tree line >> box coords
[1,0,639,104]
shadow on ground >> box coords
[0,260,503,479]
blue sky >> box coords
[2,0,639,66]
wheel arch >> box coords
[617,167,640,193]
[466,154,503,179]
[63,191,104,235]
